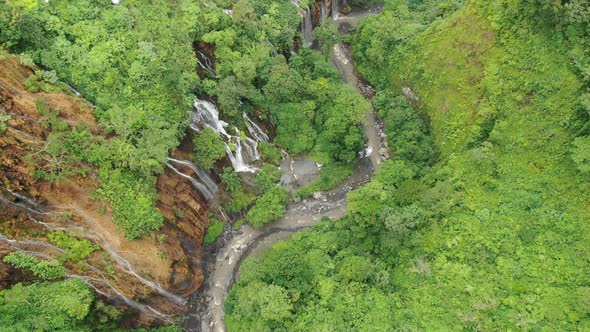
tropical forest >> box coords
[0,0,589,330]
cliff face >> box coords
[0,55,209,324]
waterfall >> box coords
[243,113,269,142]
[0,234,65,258]
[302,8,313,46]
[166,163,215,201]
[0,193,50,216]
[86,232,187,306]
[196,51,219,78]
[5,189,40,209]
[332,0,340,19]
[192,100,230,138]
[224,128,258,173]
[69,275,173,323]
[166,158,218,200]
[321,0,328,21]
[191,100,263,173]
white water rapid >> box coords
[191,100,264,173]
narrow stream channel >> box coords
[184,5,384,331]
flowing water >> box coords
[243,113,269,142]
[191,100,263,173]
[302,8,313,46]
[185,5,385,331]
[166,158,218,201]
[197,51,220,78]
[321,0,328,21]
[332,0,340,19]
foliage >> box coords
[23,70,60,93]
[294,162,353,197]
[204,217,225,244]
[220,167,242,194]
[0,280,94,331]
[95,167,163,240]
[246,185,289,228]
[228,0,590,330]
[258,142,281,165]
[0,114,9,133]
[47,231,98,263]
[572,135,590,173]
[192,127,227,170]
[3,252,65,280]
[255,164,281,193]
[312,20,341,57]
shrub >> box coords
[3,252,65,280]
[204,217,225,244]
[247,186,289,228]
[192,127,227,170]
[47,231,98,263]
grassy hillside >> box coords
[227,0,590,330]
[367,4,590,329]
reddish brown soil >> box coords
[0,55,210,325]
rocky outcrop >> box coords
[0,55,210,325]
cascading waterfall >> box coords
[193,100,230,138]
[191,100,263,173]
[0,233,64,255]
[196,51,220,78]
[69,274,173,322]
[332,0,340,19]
[167,158,217,194]
[321,0,328,21]
[0,192,50,216]
[243,113,269,142]
[166,163,215,201]
[224,128,258,173]
[166,158,218,200]
[302,8,313,46]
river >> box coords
[184,4,384,331]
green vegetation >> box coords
[0,279,94,330]
[246,185,289,228]
[23,70,60,93]
[294,162,352,198]
[204,217,225,244]
[3,252,65,280]
[193,127,227,170]
[258,142,282,165]
[227,0,590,330]
[48,231,98,263]
[0,114,9,133]
[95,168,163,240]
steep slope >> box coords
[0,55,210,324]
[351,2,590,329]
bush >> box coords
[23,70,61,93]
[258,142,282,165]
[247,186,289,228]
[193,127,227,170]
[47,231,98,263]
[572,135,590,173]
[256,164,281,193]
[95,168,163,240]
[0,114,9,133]
[0,279,94,330]
[294,162,353,198]
[3,252,65,280]
[204,217,225,244]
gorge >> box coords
[2,0,589,331]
